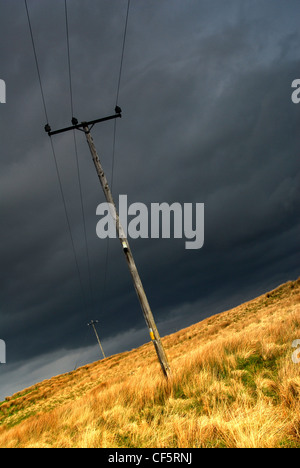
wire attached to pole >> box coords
[24,0,49,124]
[102,0,131,303]
[24,0,87,310]
[64,0,94,310]
[112,0,131,193]
[115,0,131,108]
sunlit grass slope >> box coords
[0,278,299,448]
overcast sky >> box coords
[0,0,299,400]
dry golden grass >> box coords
[0,278,299,448]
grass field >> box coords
[0,278,299,448]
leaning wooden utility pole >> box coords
[88,320,106,359]
[45,108,171,379]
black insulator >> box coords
[72,117,79,126]
[44,123,51,133]
[115,106,122,114]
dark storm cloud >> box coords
[0,0,299,399]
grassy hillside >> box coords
[0,278,299,448]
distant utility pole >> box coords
[45,108,171,379]
[88,320,106,359]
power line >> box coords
[41,2,170,377]
[64,0,74,118]
[49,137,87,308]
[24,0,87,309]
[72,131,94,307]
[102,0,131,301]
[115,0,131,108]
[112,0,131,192]
[64,0,94,308]
[48,111,172,378]
[27,0,132,356]
[24,0,49,124]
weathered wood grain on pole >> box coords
[83,124,171,378]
